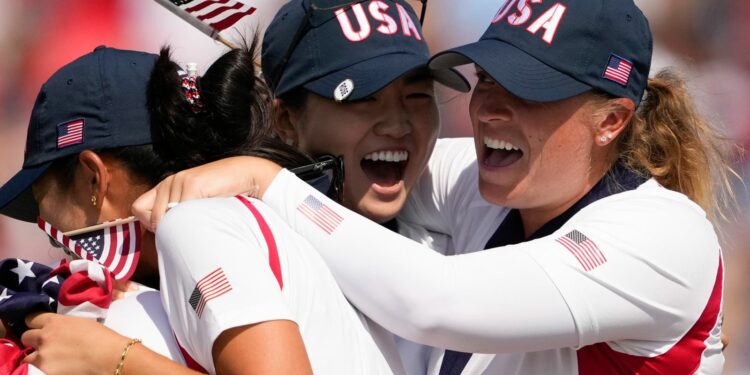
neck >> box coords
[130,231,160,289]
[519,159,614,238]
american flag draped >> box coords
[38,218,141,282]
[154,0,257,43]
[0,258,113,374]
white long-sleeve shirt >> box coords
[262,138,724,374]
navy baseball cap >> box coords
[0,46,157,222]
[430,0,652,105]
[262,0,470,102]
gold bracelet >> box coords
[114,338,142,375]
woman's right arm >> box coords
[22,313,309,375]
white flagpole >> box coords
[64,217,138,237]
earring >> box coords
[599,135,607,143]
[285,138,294,146]
[91,195,97,207]
[607,133,613,140]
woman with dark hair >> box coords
[0,42,396,374]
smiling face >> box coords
[281,70,439,223]
[470,67,610,226]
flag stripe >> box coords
[557,237,593,271]
[197,2,242,20]
[185,0,229,13]
[298,205,336,233]
[209,7,256,30]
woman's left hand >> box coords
[21,312,129,375]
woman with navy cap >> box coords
[131,0,737,373]
[9,0,470,373]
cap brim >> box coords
[430,39,592,102]
[0,163,50,223]
[304,52,469,101]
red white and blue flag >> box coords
[603,54,633,86]
[37,218,141,281]
[156,0,257,37]
[0,258,113,374]
[297,195,343,234]
[56,119,84,149]
[555,230,607,271]
[189,267,232,318]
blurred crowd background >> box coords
[0,0,748,372]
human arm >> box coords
[21,312,309,375]
[154,197,312,374]
[260,172,721,353]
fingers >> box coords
[21,328,41,349]
[132,187,157,230]
[22,349,38,365]
[25,312,55,329]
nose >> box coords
[372,93,412,138]
[473,85,514,124]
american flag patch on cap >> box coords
[57,119,84,148]
[189,267,232,318]
[297,195,343,234]
[602,54,633,86]
[555,230,607,271]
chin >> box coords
[478,178,515,207]
[356,196,404,224]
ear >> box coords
[77,150,111,211]
[594,98,635,146]
[273,98,300,147]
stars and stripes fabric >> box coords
[297,195,344,235]
[56,119,84,148]
[0,258,113,337]
[156,0,257,35]
[189,267,232,318]
[0,258,113,374]
[602,54,633,86]
[37,218,141,281]
[555,230,607,271]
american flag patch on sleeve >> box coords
[555,230,607,271]
[297,195,343,234]
[189,267,232,318]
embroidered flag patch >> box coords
[297,195,343,234]
[189,268,232,318]
[555,230,607,271]
[603,54,633,86]
[56,119,84,148]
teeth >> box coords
[483,136,519,151]
[364,150,409,162]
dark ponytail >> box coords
[147,39,314,173]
